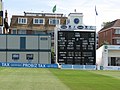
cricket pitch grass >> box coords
[0,67,120,90]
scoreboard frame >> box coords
[55,30,96,65]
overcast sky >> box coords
[3,0,120,32]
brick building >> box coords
[9,12,67,47]
[9,12,67,34]
[98,19,120,47]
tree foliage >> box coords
[102,21,111,27]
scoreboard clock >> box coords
[74,18,79,24]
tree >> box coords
[102,21,111,28]
[100,41,110,47]
[51,48,55,64]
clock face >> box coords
[74,18,79,24]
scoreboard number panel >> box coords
[57,31,96,65]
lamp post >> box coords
[0,0,3,34]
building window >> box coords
[20,37,26,49]
[115,29,120,34]
[12,30,17,34]
[34,31,45,34]
[116,39,120,44]
[108,57,120,66]
[18,30,26,34]
[18,18,27,24]
[26,54,34,60]
[33,18,45,24]
[40,37,48,40]
[49,18,60,25]
[12,54,19,60]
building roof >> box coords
[10,12,67,31]
[100,19,120,32]
[24,12,64,17]
[68,13,83,17]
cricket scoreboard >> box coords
[57,30,96,65]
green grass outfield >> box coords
[0,67,120,90]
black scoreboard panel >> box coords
[58,31,96,65]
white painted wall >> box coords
[7,35,20,49]
[26,36,38,49]
[0,52,6,62]
[96,45,104,66]
[39,36,51,50]
[39,52,51,64]
[96,45,120,67]
[0,35,51,64]
[0,35,6,49]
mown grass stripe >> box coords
[0,68,70,90]
[49,69,120,90]
[89,70,120,79]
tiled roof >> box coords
[100,19,120,31]
[113,19,120,27]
